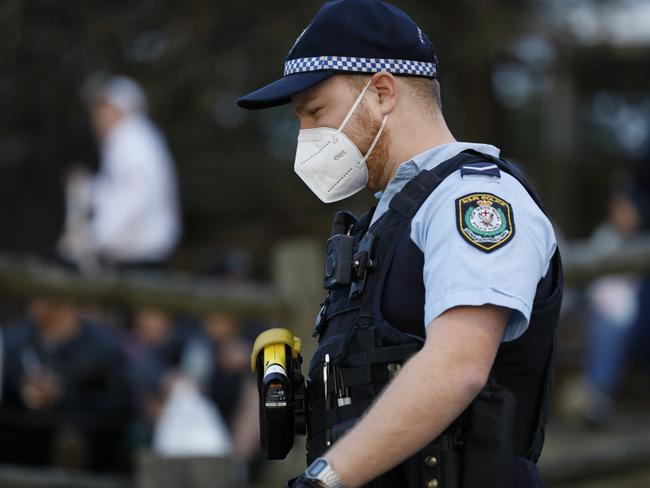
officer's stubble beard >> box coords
[345,99,391,193]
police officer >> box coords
[238,1,562,487]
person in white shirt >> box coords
[59,75,181,272]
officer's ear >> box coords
[370,71,397,115]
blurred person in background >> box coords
[197,311,261,477]
[627,150,650,380]
[179,251,264,480]
[0,298,132,472]
[125,307,186,423]
[565,165,650,426]
[564,187,641,425]
[124,306,197,450]
[58,74,181,273]
[125,251,264,480]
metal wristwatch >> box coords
[305,457,345,488]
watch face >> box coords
[307,459,328,477]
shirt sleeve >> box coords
[410,170,557,342]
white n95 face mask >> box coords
[294,80,388,203]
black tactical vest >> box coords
[306,150,563,488]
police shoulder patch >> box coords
[455,193,515,253]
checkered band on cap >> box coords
[284,56,437,77]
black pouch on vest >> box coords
[462,380,517,488]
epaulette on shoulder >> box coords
[460,162,501,179]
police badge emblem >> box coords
[455,193,515,253]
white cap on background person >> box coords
[82,74,148,114]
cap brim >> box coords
[237,71,336,110]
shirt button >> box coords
[425,456,438,466]
[426,479,439,488]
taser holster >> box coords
[251,328,307,460]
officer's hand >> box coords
[285,474,323,488]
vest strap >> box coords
[388,170,443,218]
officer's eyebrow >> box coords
[293,94,320,117]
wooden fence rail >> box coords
[1,237,650,317]
[0,254,286,319]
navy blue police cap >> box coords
[237,0,438,110]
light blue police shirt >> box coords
[371,142,557,342]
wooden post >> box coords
[271,238,324,364]
[271,238,324,465]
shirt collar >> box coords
[371,141,501,225]
[375,142,501,200]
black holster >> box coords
[461,380,517,488]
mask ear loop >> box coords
[338,79,373,132]
[360,114,388,164]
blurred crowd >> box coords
[0,75,265,480]
[0,292,264,479]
